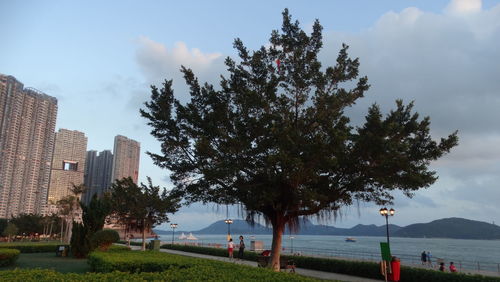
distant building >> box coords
[83,149,113,204]
[46,129,87,213]
[0,74,58,218]
[111,135,140,184]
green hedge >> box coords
[0,248,20,266]
[0,242,68,253]
[108,244,131,251]
[85,250,317,281]
[117,240,145,247]
[88,250,194,273]
[0,268,318,282]
[161,244,500,282]
[161,243,259,261]
[399,266,500,282]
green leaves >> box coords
[108,177,181,237]
[0,248,20,266]
[140,9,458,266]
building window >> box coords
[63,161,78,171]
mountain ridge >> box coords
[154,217,500,240]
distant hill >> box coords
[193,219,272,235]
[394,217,500,239]
[156,218,402,237]
[154,217,500,240]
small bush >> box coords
[108,244,131,251]
[117,240,142,246]
[0,248,20,266]
[88,249,195,273]
[70,222,90,258]
[90,229,119,251]
[0,242,66,253]
[161,243,259,261]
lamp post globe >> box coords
[380,207,395,246]
[170,223,178,245]
[224,219,233,241]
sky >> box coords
[1,0,500,231]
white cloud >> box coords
[445,0,482,15]
[135,36,223,86]
[318,0,500,227]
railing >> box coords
[171,240,500,276]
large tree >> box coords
[109,177,181,250]
[140,9,458,270]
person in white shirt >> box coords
[228,238,235,259]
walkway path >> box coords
[126,245,381,281]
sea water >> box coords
[158,234,500,272]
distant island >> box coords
[155,217,500,240]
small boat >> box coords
[179,232,187,240]
[186,233,198,240]
[345,237,356,242]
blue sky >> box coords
[2,0,500,231]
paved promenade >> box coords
[126,245,381,281]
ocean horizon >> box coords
[153,233,500,274]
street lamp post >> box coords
[170,223,178,245]
[290,236,295,254]
[224,219,233,241]
[379,208,395,245]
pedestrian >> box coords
[421,251,427,265]
[427,251,432,267]
[449,262,457,272]
[439,262,445,272]
[238,235,245,260]
[228,238,234,260]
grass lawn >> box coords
[0,252,89,273]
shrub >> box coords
[86,250,317,281]
[0,242,67,253]
[90,229,119,251]
[161,243,259,261]
[117,240,142,246]
[108,244,131,251]
[70,222,90,258]
[0,248,20,266]
[88,249,195,273]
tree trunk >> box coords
[65,218,72,243]
[60,218,64,242]
[270,216,286,272]
[141,219,146,251]
[48,220,53,240]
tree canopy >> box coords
[140,9,458,270]
[109,177,181,250]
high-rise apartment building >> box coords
[111,135,140,184]
[46,129,87,212]
[0,74,58,218]
[83,149,113,204]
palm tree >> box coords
[56,184,86,242]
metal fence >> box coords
[177,241,500,277]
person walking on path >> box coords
[420,251,427,265]
[238,235,245,260]
[228,238,235,260]
[449,262,457,272]
[427,251,432,267]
